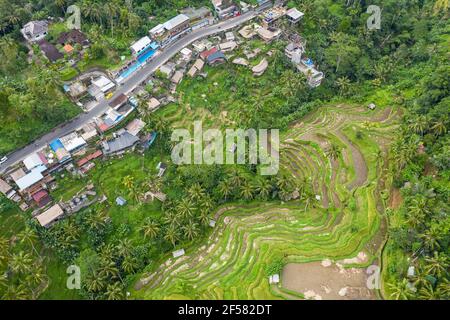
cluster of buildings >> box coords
[285,35,325,88]
[21,20,90,63]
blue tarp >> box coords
[50,139,64,152]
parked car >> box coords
[0,156,7,165]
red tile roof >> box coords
[200,47,217,60]
[32,189,51,207]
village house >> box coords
[257,27,281,43]
[206,51,227,65]
[57,29,90,48]
[32,189,52,208]
[21,20,48,43]
[225,31,235,41]
[0,178,15,200]
[126,118,146,136]
[261,6,287,28]
[67,81,88,100]
[130,36,153,56]
[219,41,238,52]
[232,57,249,66]
[148,97,162,111]
[36,204,65,228]
[238,25,257,39]
[78,122,99,141]
[102,131,140,156]
[150,14,191,47]
[192,39,214,53]
[187,58,205,77]
[181,7,213,30]
[171,70,184,84]
[159,62,176,78]
[23,152,47,171]
[286,8,304,24]
[252,58,269,76]
[212,0,237,20]
[180,47,193,61]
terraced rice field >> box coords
[132,104,400,300]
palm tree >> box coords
[122,175,135,190]
[187,183,205,202]
[425,252,449,278]
[99,261,120,280]
[105,282,125,300]
[140,218,160,240]
[228,169,244,187]
[86,211,107,230]
[419,282,441,300]
[325,144,341,160]
[164,226,180,248]
[240,182,255,200]
[86,271,106,293]
[9,252,32,274]
[218,180,233,200]
[116,239,133,259]
[433,0,449,15]
[421,225,442,251]
[198,208,210,227]
[0,237,10,265]
[255,178,272,199]
[183,221,199,241]
[122,256,138,274]
[18,227,39,256]
[176,198,196,220]
[388,278,412,300]
[409,115,429,136]
[2,283,29,300]
[431,119,447,136]
[336,76,351,96]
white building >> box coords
[130,36,152,56]
[21,20,48,42]
[286,8,304,24]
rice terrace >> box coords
[132,104,400,300]
[0,0,448,305]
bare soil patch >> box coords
[282,262,375,300]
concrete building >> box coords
[21,20,48,42]
[212,0,237,20]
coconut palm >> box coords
[218,180,233,200]
[122,175,135,190]
[86,211,107,230]
[140,218,160,240]
[0,237,9,265]
[105,282,125,300]
[336,76,351,96]
[9,252,32,274]
[431,119,447,136]
[421,225,442,251]
[433,0,449,15]
[99,261,120,280]
[163,211,180,228]
[99,244,116,264]
[388,278,412,300]
[2,283,29,300]
[187,183,205,202]
[18,227,39,256]
[240,182,255,200]
[198,208,210,227]
[86,271,106,293]
[183,221,199,241]
[116,239,133,258]
[122,256,139,274]
[409,115,429,136]
[228,169,244,187]
[425,252,449,278]
[164,225,180,248]
[176,198,196,220]
[255,178,272,199]
[419,282,441,300]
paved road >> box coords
[0,10,259,174]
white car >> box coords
[0,156,7,165]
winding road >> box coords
[0,9,264,174]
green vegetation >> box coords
[0,0,448,300]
